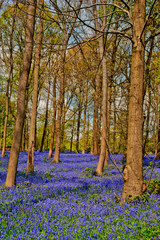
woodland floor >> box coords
[0,151,160,239]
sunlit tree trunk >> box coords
[156,85,160,159]
[1,3,17,157]
[53,52,65,163]
[96,51,108,175]
[110,31,118,154]
[86,111,90,152]
[5,0,37,187]
[82,81,88,154]
[60,106,66,152]
[105,79,111,164]
[122,0,145,200]
[52,0,82,162]
[95,20,108,175]
[26,0,44,173]
[48,77,57,158]
[76,94,82,153]
[2,73,10,157]
[93,74,100,156]
[113,88,116,153]
[70,111,75,152]
[40,78,51,152]
[143,37,154,155]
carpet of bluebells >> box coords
[0,151,160,240]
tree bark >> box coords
[5,0,37,187]
[53,53,65,163]
[76,95,82,153]
[143,37,154,155]
[60,106,66,152]
[113,88,117,153]
[52,0,82,162]
[82,81,88,154]
[40,78,51,152]
[48,77,57,158]
[156,85,160,159]
[93,74,100,156]
[122,0,145,200]
[93,0,108,175]
[86,111,90,152]
[96,51,108,175]
[26,0,44,173]
[1,3,17,157]
[70,112,75,152]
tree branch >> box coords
[140,0,157,40]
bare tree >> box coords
[40,78,51,152]
[94,0,108,175]
[48,76,57,158]
[52,0,82,163]
[122,0,145,200]
[26,0,44,173]
[5,0,37,187]
[1,1,18,157]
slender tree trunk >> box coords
[82,82,88,154]
[92,1,101,156]
[122,0,145,200]
[70,112,75,152]
[93,0,108,175]
[53,53,65,163]
[48,77,57,158]
[40,78,50,152]
[111,32,118,154]
[86,111,90,152]
[143,37,154,155]
[96,53,108,175]
[0,116,3,150]
[21,125,25,152]
[1,3,17,157]
[5,0,37,187]
[93,74,100,156]
[113,88,116,153]
[156,85,160,158]
[105,79,111,164]
[76,99,82,153]
[143,87,151,155]
[60,107,66,152]
[2,75,10,157]
[26,0,43,173]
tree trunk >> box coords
[143,88,151,155]
[82,82,88,154]
[156,85,160,159]
[4,0,37,188]
[93,74,100,156]
[96,52,108,175]
[70,111,75,152]
[26,0,44,173]
[2,74,10,157]
[76,98,82,153]
[122,0,145,200]
[53,53,65,163]
[113,88,117,153]
[93,0,108,175]
[60,107,66,152]
[143,37,154,155]
[1,3,17,157]
[105,79,111,164]
[40,78,50,152]
[48,77,57,158]
[86,111,90,152]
